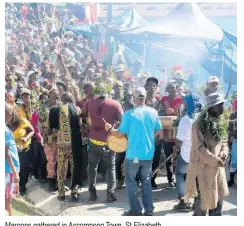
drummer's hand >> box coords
[166,108,175,115]
[105,123,112,132]
[114,121,120,129]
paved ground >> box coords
[17,172,237,216]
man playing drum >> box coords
[82,84,123,203]
[161,81,183,189]
[104,87,163,216]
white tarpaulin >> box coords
[116,3,223,42]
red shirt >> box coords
[31,111,42,143]
[83,97,124,143]
[161,95,183,142]
[161,95,183,116]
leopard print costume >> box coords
[57,104,73,196]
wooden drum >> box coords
[107,135,128,153]
[159,116,177,128]
[159,116,178,140]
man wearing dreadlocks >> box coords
[184,93,229,216]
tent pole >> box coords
[220,41,224,85]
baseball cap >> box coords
[134,87,147,99]
[146,77,159,85]
[208,76,220,84]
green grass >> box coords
[11,197,44,216]
[13,208,28,216]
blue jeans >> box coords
[125,159,154,213]
[175,154,188,199]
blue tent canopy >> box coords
[65,24,100,36]
[65,8,147,36]
[202,30,237,85]
[107,8,148,32]
[224,30,237,45]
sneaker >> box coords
[123,210,142,216]
[116,179,125,189]
[173,200,191,212]
[57,195,65,201]
[151,181,160,190]
[71,186,80,202]
[166,182,176,189]
[143,212,154,216]
[228,180,234,187]
[106,193,117,203]
[88,192,97,202]
[71,193,79,202]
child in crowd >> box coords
[5,103,20,216]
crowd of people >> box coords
[5,3,237,216]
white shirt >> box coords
[179,104,185,117]
[176,115,194,163]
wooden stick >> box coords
[152,154,173,177]
[102,118,107,124]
